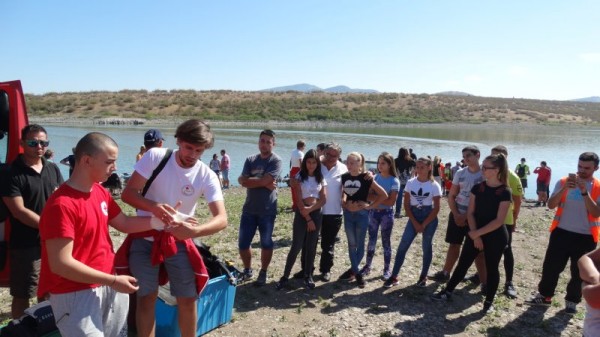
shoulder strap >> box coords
[141,149,173,197]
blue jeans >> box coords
[394,185,406,216]
[343,209,369,274]
[390,205,438,280]
[238,212,276,249]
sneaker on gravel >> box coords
[359,265,371,277]
[338,269,355,282]
[463,273,481,285]
[430,290,452,301]
[416,277,427,288]
[321,272,331,282]
[382,270,392,281]
[429,270,450,282]
[565,300,578,315]
[383,277,399,288]
[504,283,517,299]
[275,276,289,290]
[525,293,552,306]
[239,268,253,283]
[292,270,305,279]
[356,274,366,288]
[255,269,268,286]
[304,276,316,290]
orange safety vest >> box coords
[550,177,600,242]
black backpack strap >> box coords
[141,149,173,197]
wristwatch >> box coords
[581,191,589,196]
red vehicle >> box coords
[0,80,30,286]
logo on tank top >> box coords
[182,184,195,196]
[344,180,361,196]
[101,201,108,216]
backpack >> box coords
[517,164,526,178]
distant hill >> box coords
[262,83,378,93]
[435,91,473,96]
[571,96,600,103]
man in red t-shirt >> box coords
[534,161,552,206]
[38,132,189,336]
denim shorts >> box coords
[221,169,229,181]
[238,212,276,250]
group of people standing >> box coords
[2,120,600,336]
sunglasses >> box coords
[26,140,50,148]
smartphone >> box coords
[569,173,577,179]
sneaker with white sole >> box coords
[431,289,452,301]
[382,270,392,281]
[525,292,552,306]
[238,268,253,283]
[504,283,517,299]
[416,277,427,288]
[383,277,399,288]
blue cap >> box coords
[144,129,164,143]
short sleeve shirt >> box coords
[1,155,64,249]
[470,182,512,230]
[504,170,523,225]
[374,174,400,210]
[241,153,283,215]
[551,178,600,235]
[405,177,442,207]
[452,167,484,214]
[342,172,372,202]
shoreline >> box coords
[29,116,591,131]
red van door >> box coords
[0,80,30,287]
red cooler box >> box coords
[155,275,236,336]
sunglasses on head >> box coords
[26,140,50,148]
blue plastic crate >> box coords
[155,275,237,337]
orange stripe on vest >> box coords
[550,177,600,242]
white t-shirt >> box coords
[134,148,223,218]
[452,166,484,214]
[405,177,442,207]
[296,174,327,199]
[321,162,348,215]
[290,149,304,168]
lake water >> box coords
[43,124,600,200]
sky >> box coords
[2,1,599,100]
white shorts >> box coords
[50,286,128,337]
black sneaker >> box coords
[255,269,268,286]
[304,276,315,290]
[292,270,305,279]
[383,276,399,288]
[321,272,331,282]
[355,274,366,288]
[525,293,552,306]
[463,273,480,285]
[416,277,427,288]
[565,300,577,315]
[504,283,517,299]
[431,290,452,301]
[338,269,355,282]
[275,277,289,290]
[429,270,450,282]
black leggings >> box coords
[445,226,508,303]
[503,228,514,283]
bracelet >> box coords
[110,274,117,287]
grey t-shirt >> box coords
[551,179,600,235]
[241,152,282,215]
[452,166,484,214]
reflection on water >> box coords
[43,124,600,200]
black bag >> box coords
[0,301,57,337]
[195,242,239,285]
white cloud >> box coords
[579,53,600,63]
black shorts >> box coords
[537,181,548,193]
[445,212,469,245]
[9,247,41,299]
[520,179,528,188]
